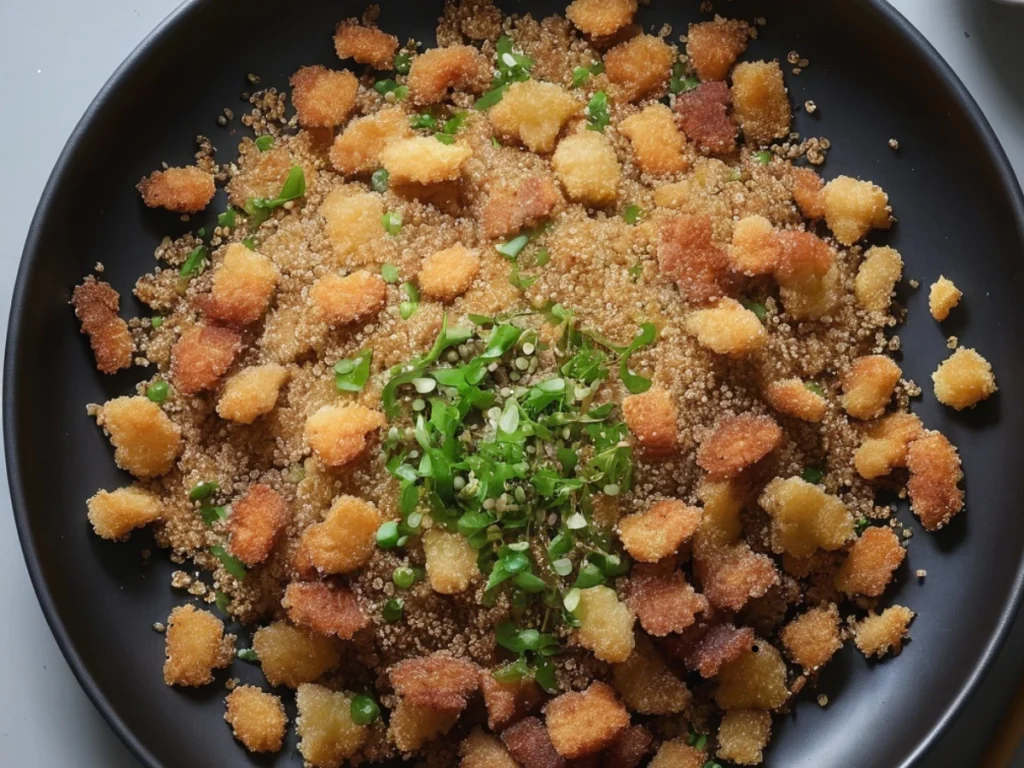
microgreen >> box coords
[805,381,825,397]
[214,591,230,614]
[335,349,373,392]
[150,316,164,329]
[210,545,247,580]
[200,505,229,526]
[218,208,237,230]
[585,91,610,132]
[801,466,825,484]
[742,298,768,323]
[244,165,306,227]
[374,79,409,100]
[189,481,219,501]
[476,35,534,109]
[381,264,400,284]
[572,60,604,88]
[399,282,419,319]
[623,205,643,226]
[382,210,403,236]
[179,245,208,279]
[393,51,412,75]
[371,168,390,193]
[670,61,699,94]
[755,150,773,165]
[237,648,258,662]
[254,135,274,152]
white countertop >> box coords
[0,1,1021,765]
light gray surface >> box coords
[0,1,1021,766]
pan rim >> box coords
[5,1,1024,766]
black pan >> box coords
[6,1,1024,766]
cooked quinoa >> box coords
[72,2,997,765]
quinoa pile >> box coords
[70,1,1000,766]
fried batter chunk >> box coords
[390,652,481,712]
[289,65,358,128]
[566,0,637,37]
[675,81,736,155]
[282,581,368,639]
[229,484,290,566]
[604,35,675,102]
[71,277,133,374]
[906,431,963,531]
[687,17,751,81]
[224,686,287,754]
[622,388,678,456]
[834,526,905,597]
[657,214,732,303]
[545,682,629,759]
[304,404,386,468]
[407,45,491,104]
[170,325,242,395]
[698,415,783,478]
[333,19,398,69]
[163,604,234,687]
[137,166,215,213]
[626,563,707,636]
[619,500,702,563]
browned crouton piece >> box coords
[906,431,964,531]
[779,604,842,671]
[649,741,706,768]
[855,246,903,313]
[225,686,287,754]
[715,643,789,710]
[834,526,905,597]
[407,45,490,104]
[618,104,688,175]
[612,635,690,714]
[381,136,473,185]
[764,379,827,423]
[482,175,561,238]
[602,725,653,768]
[304,404,386,468]
[929,276,962,321]
[480,672,545,731]
[296,684,367,764]
[687,18,751,81]
[204,244,279,327]
[791,167,825,219]
[423,528,480,594]
[853,412,923,480]
[283,581,368,639]
[604,35,675,102]
[626,563,707,636]
[773,230,842,321]
[619,500,701,562]
[330,107,412,176]
[731,61,791,145]
[854,606,914,658]
[695,479,744,548]
[390,698,459,753]
[840,355,901,420]
[163,604,234,687]
[299,495,381,575]
[932,347,997,410]
[311,270,387,325]
[320,189,385,265]
[489,80,581,154]
[461,728,520,768]
[673,622,756,678]
[170,325,242,395]
[821,176,892,245]
[217,364,290,424]
[418,244,481,301]
[675,81,736,155]
[545,682,629,759]
[695,543,779,612]
[137,166,216,213]
[759,477,854,558]
[87,487,162,541]
[717,710,772,766]
[622,388,678,456]
[290,65,358,128]
[333,19,398,70]
[96,396,182,479]
[575,585,635,663]
[71,277,133,374]
[698,415,783,478]
[566,0,637,36]
[729,216,781,276]
[502,716,565,768]
[657,214,731,303]
[252,622,341,688]
[229,484,290,566]
[391,652,481,712]
[552,131,621,206]
[684,299,768,355]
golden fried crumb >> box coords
[675,81,736,155]
[673,623,756,678]
[380,136,473,185]
[391,652,480,711]
[619,499,701,562]
[545,681,629,759]
[319,188,385,265]
[906,431,963,531]
[481,174,562,238]
[779,604,842,671]
[333,19,398,69]
[821,176,892,246]
[552,131,621,206]
[929,275,962,321]
[71,277,133,374]
[714,643,789,710]
[855,246,903,313]
[764,379,827,423]
[854,606,914,658]
[618,103,688,175]
[224,686,287,754]
[330,107,412,176]
[96,396,182,479]
[612,635,690,715]
[163,604,234,687]
[604,725,654,768]
[853,412,923,480]
[696,479,744,548]
[290,65,358,128]
[304,404,386,468]
[604,35,675,102]
[460,728,519,768]
[217,364,290,424]
[137,166,215,213]
[282,581,369,639]
[687,17,751,81]
[759,477,854,558]
[729,216,781,276]
[311,270,387,325]
[489,80,581,154]
[228,484,289,566]
[295,684,367,765]
[418,244,481,301]
[575,585,635,663]
[731,61,791,146]
[649,739,706,768]
[407,45,490,104]
[791,167,825,219]
[87,487,162,540]
[566,0,637,37]
[299,495,382,574]
[658,214,731,303]
[253,622,341,688]
[717,709,772,766]
[684,298,768,355]
[423,528,480,594]
[170,325,242,395]
[698,414,783,478]
[205,244,279,326]
[479,673,544,731]
[390,698,459,752]
[840,355,901,420]
[932,347,997,410]
[834,526,905,597]
[622,388,678,456]
[774,231,842,320]
[626,563,707,636]
[696,543,779,611]
[501,716,563,768]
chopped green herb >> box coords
[382,597,404,623]
[197,227,208,241]
[217,208,236,230]
[704,762,723,768]
[509,263,538,291]
[805,381,825,397]
[377,521,401,549]
[189,481,219,502]
[374,78,407,97]
[371,168,390,193]
[237,648,259,662]
[350,694,381,725]
[381,264,400,284]
[399,282,419,320]
[254,135,274,152]
[623,205,643,226]
[585,91,610,132]
[669,61,699,94]
[394,51,412,75]
[244,166,306,227]
[801,466,825,485]
[410,112,438,130]
[210,545,247,580]
[617,322,658,394]
[146,380,170,404]
[755,150,773,165]
[214,591,230,614]
[475,35,534,109]
[200,505,229,526]
[742,298,768,323]
[179,245,209,279]
[242,237,256,251]
[335,349,373,393]
[382,210,403,235]
[476,85,508,110]
[496,234,530,259]
[572,66,592,88]
[393,566,417,589]
[491,136,502,148]
[150,315,164,329]
[855,516,871,534]
[628,262,644,282]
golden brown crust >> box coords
[203,244,279,327]
[602,725,653,768]
[95,396,182,479]
[298,495,381,575]
[282,581,369,639]
[729,216,782,277]
[488,80,581,154]
[822,175,892,246]
[687,17,751,82]
[170,325,242,395]
[622,388,678,457]
[626,563,707,636]
[697,414,783,478]
[618,500,701,563]
[87,487,162,541]
[834,526,905,597]
[929,276,962,321]
[731,61,791,146]
[791,167,825,219]
[407,45,491,104]
[390,652,481,712]
[252,622,341,688]
[502,716,565,768]
[906,431,964,530]
[674,81,736,155]
[216,364,290,424]
[574,585,636,663]
[764,379,827,423]
[544,682,629,759]
[330,106,412,176]
[618,104,688,175]
[481,174,562,239]
[380,136,473,185]
[71,277,133,374]
[228,484,290,566]
[295,684,367,763]
[552,131,621,207]
[657,214,732,304]
[649,740,706,768]
[840,355,902,420]
[716,709,772,766]
[333,19,398,70]
[779,603,842,671]
[423,528,481,594]
[304,404,386,468]
[137,166,215,213]
[224,686,287,754]
[695,543,779,612]
[289,65,358,128]
[932,347,997,411]
[461,728,521,768]
[418,244,481,301]
[666,621,756,678]
[853,412,923,480]
[310,270,387,326]
[163,604,234,687]
[566,0,637,37]
[611,636,690,715]
[714,642,789,711]
[604,35,675,102]
[480,672,545,731]
[854,605,914,658]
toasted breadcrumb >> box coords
[460,728,520,768]
[932,347,997,410]
[282,581,368,639]
[216,364,290,424]
[840,355,901,420]
[299,495,382,574]
[552,131,621,206]
[612,635,690,715]
[854,605,914,658]
[545,681,629,759]
[618,104,688,175]
[604,35,675,102]
[137,166,215,213]
[821,176,892,245]
[834,526,905,597]
[698,414,783,478]
[224,686,287,754]
[228,484,290,565]
[760,477,854,558]
[675,81,736,155]
[390,652,480,712]
[418,244,481,301]
[906,431,964,531]
[731,61,792,145]
[289,65,358,128]
[717,709,772,766]
[96,396,182,479]
[684,298,768,355]
[390,697,459,752]
[170,325,242,395]
[488,80,581,154]
[714,642,789,710]
[779,604,842,671]
[658,214,731,303]
[622,388,678,457]
[380,136,473,185]
[311,270,387,325]
[423,528,481,594]
[407,45,490,104]
[480,673,544,731]
[163,605,234,687]
[929,275,962,321]
[330,107,412,176]
[333,19,398,70]
[205,244,279,327]
[626,563,707,636]
[253,622,341,688]
[71,277,133,374]
[566,0,637,37]
[619,500,701,563]
[295,684,367,765]
[649,739,706,768]
[853,412,922,480]
[575,585,636,663]
[764,379,827,423]
[855,246,903,313]
[501,716,563,768]
[87,487,162,541]
[687,17,751,81]
[304,404,386,468]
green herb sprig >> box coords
[244,165,306,227]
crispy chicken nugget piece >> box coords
[622,388,678,457]
[687,17,751,81]
[282,581,369,639]
[619,500,702,563]
[612,635,690,715]
[731,61,791,145]
[821,175,892,246]
[163,604,234,687]
[853,412,923,480]
[299,495,381,574]
[489,80,582,154]
[137,166,215,213]
[380,136,473,185]
[502,716,565,768]
[684,299,768,356]
[906,431,963,531]
[480,672,545,731]
[626,563,708,637]
[854,606,914,658]
[566,0,637,37]
[834,526,905,597]
[618,103,688,175]
[791,167,825,219]
[205,243,279,326]
[855,245,903,314]
[779,603,842,671]
[675,81,736,155]
[545,682,629,759]
[729,216,782,277]
[304,404,386,468]
[552,131,621,206]
[760,477,854,558]
[407,45,491,104]
[460,728,520,768]
[295,684,367,765]
[418,244,481,302]
[481,174,562,238]
[602,725,653,768]
[330,107,412,176]
[253,622,341,688]
[96,396,182,479]
[717,710,772,766]
[87,486,162,541]
[224,686,287,754]
[290,65,358,128]
[764,379,827,423]
[698,414,783,478]
[714,642,789,711]
[649,740,706,768]
[390,698,459,753]
[657,214,731,303]
[320,188,385,265]
[575,585,636,663]
[840,355,901,420]
[310,270,387,325]
[170,325,242,395]
[71,277,133,374]
[929,275,962,321]
[217,364,290,425]
[390,652,481,712]
[333,19,398,70]
[932,347,997,410]
[604,34,675,102]
[228,484,290,566]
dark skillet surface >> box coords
[6,0,1024,766]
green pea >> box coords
[382,598,404,623]
[350,694,380,725]
[146,380,170,404]
[376,521,400,549]
[393,566,416,589]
